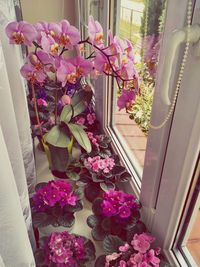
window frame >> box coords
[77,0,200,265]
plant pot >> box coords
[39,223,75,238]
[42,135,74,171]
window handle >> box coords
[161,24,200,105]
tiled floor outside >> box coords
[115,109,147,167]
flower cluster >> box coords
[44,232,85,266]
[84,155,115,174]
[105,233,160,267]
[101,190,140,219]
[5,16,138,112]
[76,112,96,126]
[87,132,100,147]
[32,180,78,212]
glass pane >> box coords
[186,209,200,265]
[112,0,166,177]
[177,160,200,266]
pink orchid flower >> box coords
[117,89,136,110]
[41,33,59,55]
[94,52,111,74]
[71,56,93,77]
[20,63,46,83]
[56,59,77,86]
[5,21,37,45]
[88,15,104,47]
[58,20,80,49]
[34,21,60,43]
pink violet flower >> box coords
[119,243,130,252]
[88,15,104,47]
[87,113,96,125]
[76,117,86,125]
[5,21,37,45]
[131,234,151,254]
[37,98,48,107]
[45,232,85,266]
[34,21,60,43]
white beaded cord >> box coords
[149,0,192,129]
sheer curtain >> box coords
[0,0,36,266]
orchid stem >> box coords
[55,89,58,124]
[31,82,44,142]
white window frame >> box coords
[77,1,200,265]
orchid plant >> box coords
[87,190,142,241]
[31,180,83,229]
[5,17,139,169]
[35,231,96,267]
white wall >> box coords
[20,0,76,24]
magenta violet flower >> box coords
[5,21,37,45]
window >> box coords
[78,0,200,266]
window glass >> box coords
[112,0,166,177]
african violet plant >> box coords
[5,17,139,173]
[95,233,161,267]
[74,133,132,201]
[31,180,83,229]
[35,231,96,267]
[87,190,142,241]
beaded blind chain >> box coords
[145,0,193,129]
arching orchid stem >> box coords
[31,82,44,142]
[54,89,58,124]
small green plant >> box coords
[129,81,154,134]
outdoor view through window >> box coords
[113,0,166,176]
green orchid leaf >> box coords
[60,105,73,123]
[71,89,93,117]
[45,125,70,148]
[67,123,91,153]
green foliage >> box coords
[129,83,154,133]
[103,235,125,255]
[140,0,166,37]
[44,90,92,171]
[67,123,91,153]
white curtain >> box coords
[0,0,36,266]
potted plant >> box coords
[31,180,83,236]
[35,231,96,267]
[79,145,132,201]
[5,17,139,175]
[95,233,161,267]
[87,189,142,241]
